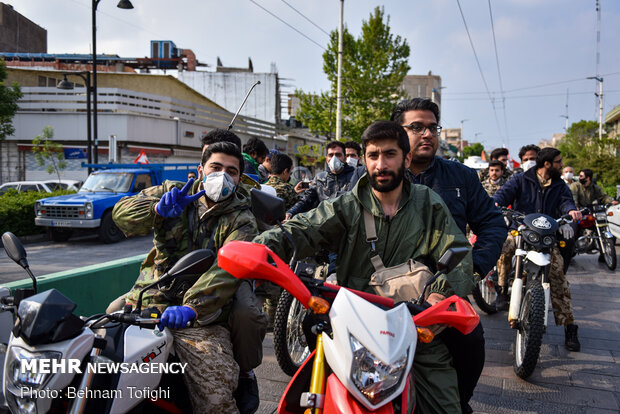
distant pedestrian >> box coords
[242,137,269,179]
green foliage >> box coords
[295,144,326,167]
[0,189,75,236]
[558,120,620,190]
[296,6,410,141]
[463,143,485,158]
[0,59,23,140]
[32,126,67,183]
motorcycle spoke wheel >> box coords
[273,291,310,376]
[471,271,499,314]
[603,239,617,271]
[513,282,545,379]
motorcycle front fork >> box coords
[302,322,326,413]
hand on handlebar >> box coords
[568,209,582,222]
[155,179,205,218]
[158,306,196,330]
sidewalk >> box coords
[255,250,620,413]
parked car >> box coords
[0,181,54,195]
[43,179,83,192]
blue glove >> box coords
[155,178,205,218]
[158,306,197,330]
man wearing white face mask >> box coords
[344,140,362,167]
[518,144,540,172]
[113,141,258,413]
[286,141,356,219]
[562,166,575,186]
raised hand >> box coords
[155,178,205,218]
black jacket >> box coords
[288,164,356,216]
[402,157,507,275]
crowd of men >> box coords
[110,97,617,413]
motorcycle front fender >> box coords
[323,373,395,414]
[525,251,551,267]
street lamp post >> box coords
[459,119,468,155]
[57,73,93,173]
[91,0,134,164]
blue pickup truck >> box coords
[34,163,197,243]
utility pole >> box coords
[560,88,569,132]
[591,0,603,140]
[335,0,344,140]
[459,119,468,155]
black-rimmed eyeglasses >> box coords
[402,123,443,136]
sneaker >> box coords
[233,373,260,414]
[565,324,581,352]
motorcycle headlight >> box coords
[595,212,607,221]
[542,235,554,246]
[85,202,93,219]
[349,335,408,406]
[525,231,540,244]
[6,346,61,391]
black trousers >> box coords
[438,320,485,412]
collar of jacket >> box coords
[352,173,412,217]
[408,156,438,179]
[242,153,259,169]
[523,166,563,190]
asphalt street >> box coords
[255,249,620,414]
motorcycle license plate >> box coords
[51,220,72,227]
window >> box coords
[133,174,152,192]
[20,184,39,192]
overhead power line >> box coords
[280,0,331,37]
[487,0,509,147]
[249,0,325,50]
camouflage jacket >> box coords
[112,180,258,325]
[478,167,512,182]
[481,177,506,197]
[264,175,298,210]
[569,182,613,209]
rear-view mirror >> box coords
[437,247,470,274]
[251,188,285,225]
[2,232,28,269]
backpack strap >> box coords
[363,208,385,272]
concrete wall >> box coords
[0,3,47,53]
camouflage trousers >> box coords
[172,325,240,413]
[497,233,574,326]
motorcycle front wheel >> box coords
[600,238,617,271]
[513,281,545,379]
[273,291,310,376]
[471,270,499,314]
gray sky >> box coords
[7,0,620,159]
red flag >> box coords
[480,151,487,162]
[134,150,149,164]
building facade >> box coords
[0,3,46,53]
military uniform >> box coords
[481,176,506,197]
[264,175,298,210]
[254,174,473,412]
[478,167,512,182]
[569,181,613,209]
[112,180,259,413]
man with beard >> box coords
[254,121,474,413]
[493,147,583,351]
[391,98,506,414]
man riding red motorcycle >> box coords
[252,121,477,412]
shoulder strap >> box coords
[363,208,385,271]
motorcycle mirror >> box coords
[2,232,28,269]
[135,249,215,313]
[250,188,285,225]
[437,247,470,274]
[2,232,37,294]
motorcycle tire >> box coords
[598,237,617,271]
[513,280,545,379]
[471,271,499,315]
[273,291,311,376]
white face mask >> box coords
[203,171,236,203]
[346,156,358,167]
[522,160,537,172]
[328,156,344,173]
[563,172,573,181]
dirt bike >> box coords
[575,203,617,270]
[1,231,216,414]
[220,189,480,413]
[502,209,572,379]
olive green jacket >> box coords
[112,180,258,324]
[569,181,613,209]
[253,174,474,298]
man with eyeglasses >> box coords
[493,147,583,352]
[391,98,506,414]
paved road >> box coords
[0,234,154,283]
[255,249,620,413]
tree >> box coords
[463,143,485,158]
[296,6,410,141]
[0,59,22,140]
[558,120,620,194]
[32,126,67,183]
